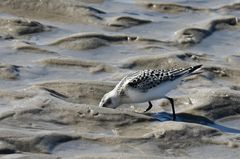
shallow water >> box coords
[0,0,240,159]
[218,115,240,130]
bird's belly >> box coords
[128,79,182,103]
[145,83,173,100]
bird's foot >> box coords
[165,97,176,121]
[144,101,153,113]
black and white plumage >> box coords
[99,65,202,120]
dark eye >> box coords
[105,98,112,105]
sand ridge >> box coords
[0,0,240,158]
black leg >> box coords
[165,97,176,121]
[144,101,153,112]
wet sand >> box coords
[0,0,240,158]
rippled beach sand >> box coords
[0,0,240,158]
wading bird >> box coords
[99,65,202,120]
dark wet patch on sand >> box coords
[144,2,240,14]
[0,65,20,80]
[203,65,240,84]
[174,16,239,45]
[145,3,208,14]
[0,18,51,38]
[106,16,152,29]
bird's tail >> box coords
[171,65,203,78]
[187,64,203,74]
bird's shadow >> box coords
[151,112,240,134]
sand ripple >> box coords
[0,0,240,158]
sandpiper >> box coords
[99,65,202,120]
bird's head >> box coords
[99,90,120,109]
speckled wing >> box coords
[127,69,173,92]
[127,65,202,92]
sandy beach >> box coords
[0,0,240,158]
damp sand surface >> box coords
[0,0,240,159]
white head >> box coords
[99,90,120,109]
